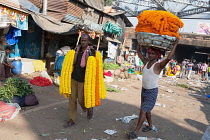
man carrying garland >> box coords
[128,40,179,139]
[64,34,95,128]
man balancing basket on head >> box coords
[127,10,184,140]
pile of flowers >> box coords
[135,10,184,38]
[30,76,52,87]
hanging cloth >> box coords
[6,27,22,45]
[80,46,90,67]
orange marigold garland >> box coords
[135,10,184,38]
[95,51,105,106]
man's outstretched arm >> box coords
[160,40,179,69]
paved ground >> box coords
[0,72,209,140]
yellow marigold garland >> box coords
[95,51,106,101]
[135,10,184,38]
[91,57,96,107]
[84,56,96,108]
[59,50,106,108]
[84,57,91,108]
[59,50,75,98]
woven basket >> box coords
[136,32,177,51]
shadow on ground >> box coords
[186,81,210,136]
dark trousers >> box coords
[0,63,11,81]
[69,78,87,122]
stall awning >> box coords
[106,37,121,44]
[31,12,75,34]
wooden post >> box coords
[76,31,82,46]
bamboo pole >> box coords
[76,31,82,46]
[96,36,101,51]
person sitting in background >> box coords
[171,63,178,75]
[176,63,181,76]
[0,46,14,81]
[116,55,124,66]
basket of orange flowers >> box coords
[135,10,184,51]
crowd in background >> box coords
[166,58,210,81]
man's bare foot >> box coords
[87,107,93,119]
[63,121,75,128]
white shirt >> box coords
[142,62,159,89]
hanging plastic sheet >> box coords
[6,26,21,45]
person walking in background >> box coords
[186,60,194,79]
[195,62,201,74]
[179,59,187,78]
[201,62,208,81]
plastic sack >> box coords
[53,73,60,86]
[25,94,39,106]
[40,71,53,84]
[0,101,21,122]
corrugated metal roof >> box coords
[107,11,126,16]
[62,13,83,24]
[84,19,103,33]
[0,2,30,14]
[46,0,67,20]
[107,11,133,27]
[1,0,39,13]
[82,10,99,24]
[28,0,42,9]
[76,0,104,11]
[66,2,83,18]
[83,0,104,11]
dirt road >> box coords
[0,73,209,140]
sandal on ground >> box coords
[127,131,138,140]
[142,126,153,132]
[87,108,93,119]
[63,121,75,128]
